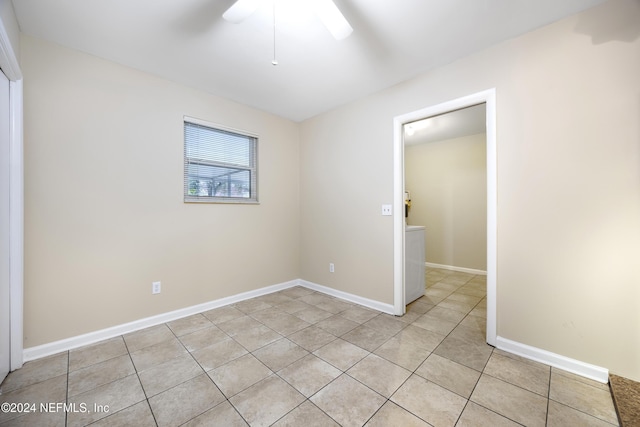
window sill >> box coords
[184,197,260,205]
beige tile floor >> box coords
[0,268,620,426]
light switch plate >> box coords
[382,204,392,216]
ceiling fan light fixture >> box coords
[310,0,353,40]
[223,0,261,24]
[405,125,415,136]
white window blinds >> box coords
[184,118,258,203]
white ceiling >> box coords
[12,0,606,122]
[404,104,486,146]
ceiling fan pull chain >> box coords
[272,0,278,66]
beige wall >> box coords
[300,0,640,381]
[22,35,301,347]
[405,133,487,271]
[299,107,395,304]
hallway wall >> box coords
[405,133,487,271]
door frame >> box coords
[393,89,497,346]
[0,15,24,371]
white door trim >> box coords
[0,14,21,82]
[0,13,24,370]
[9,79,23,370]
[393,89,497,346]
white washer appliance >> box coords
[405,225,426,304]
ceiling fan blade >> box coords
[311,0,353,40]
[223,0,261,23]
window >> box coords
[184,117,258,203]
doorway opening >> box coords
[393,89,497,346]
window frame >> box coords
[183,116,259,204]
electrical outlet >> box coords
[382,204,392,216]
[329,263,335,273]
[152,281,161,294]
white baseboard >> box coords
[24,281,608,385]
[298,279,395,315]
[23,278,395,363]
[496,336,609,383]
[23,279,300,362]
[425,262,487,276]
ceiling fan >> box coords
[222,0,353,40]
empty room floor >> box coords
[0,269,619,426]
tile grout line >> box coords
[231,295,361,425]
[428,278,490,426]
[545,364,552,426]
[421,273,496,426]
[429,273,546,426]
[163,316,241,426]
[64,350,69,427]
[371,273,484,426]
[122,332,158,427]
